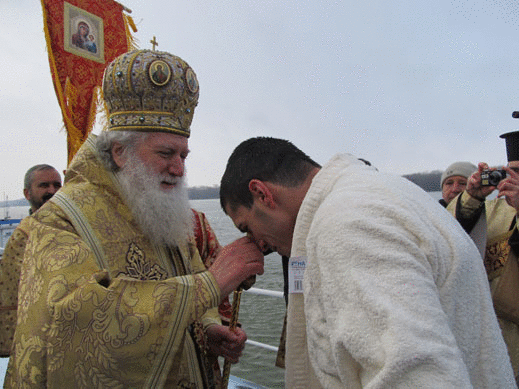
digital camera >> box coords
[481,169,507,186]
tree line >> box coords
[2,172,443,208]
[187,172,444,199]
[402,170,442,192]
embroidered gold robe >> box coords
[1,135,221,388]
[0,218,30,357]
[448,191,519,375]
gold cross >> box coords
[150,36,158,51]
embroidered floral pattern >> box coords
[485,235,511,277]
[123,242,168,281]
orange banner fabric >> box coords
[41,0,135,163]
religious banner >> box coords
[40,0,137,164]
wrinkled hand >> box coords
[497,166,519,212]
[209,236,264,300]
[206,324,247,364]
[466,162,498,201]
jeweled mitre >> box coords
[102,49,199,137]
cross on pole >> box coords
[150,36,158,51]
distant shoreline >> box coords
[2,186,220,206]
[2,172,442,207]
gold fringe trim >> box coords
[124,14,139,52]
[64,77,85,161]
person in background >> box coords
[447,131,519,380]
[220,136,515,388]
[0,49,264,388]
[23,164,62,214]
[439,161,476,207]
[0,164,62,355]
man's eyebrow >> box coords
[155,146,174,152]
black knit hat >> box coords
[500,131,519,162]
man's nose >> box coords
[168,158,185,177]
[453,182,463,191]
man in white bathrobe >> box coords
[220,136,516,389]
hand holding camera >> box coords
[467,163,519,209]
[465,162,501,201]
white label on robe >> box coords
[289,256,307,294]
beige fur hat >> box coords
[441,161,477,188]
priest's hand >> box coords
[498,165,519,212]
[206,324,247,363]
[209,236,264,300]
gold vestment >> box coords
[0,135,221,388]
[448,191,519,374]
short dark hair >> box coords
[220,137,320,213]
[24,164,58,190]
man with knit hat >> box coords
[439,161,477,207]
[447,131,519,380]
[1,49,264,388]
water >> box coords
[429,191,441,201]
[0,200,286,388]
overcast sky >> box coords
[1,0,518,201]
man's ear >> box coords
[248,179,275,208]
[23,188,30,201]
[111,142,126,169]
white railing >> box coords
[244,287,284,299]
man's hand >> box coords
[498,166,519,212]
[206,324,247,364]
[209,236,264,300]
[466,162,498,201]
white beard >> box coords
[116,155,193,247]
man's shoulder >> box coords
[9,215,33,235]
[2,217,32,258]
[26,200,79,237]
